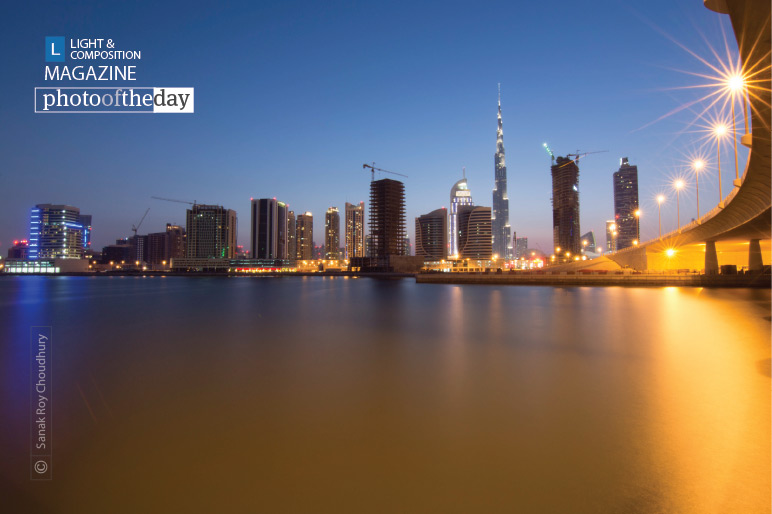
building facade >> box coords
[457,205,492,260]
[250,198,288,260]
[78,214,92,250]
[551,156,581,255]
[324,207,340,259]
[613,157,640,250]
[185,204,237,259]
[296,212,313,261]
[147,224,185,265]
[287,211,297,263]
[415,208,448,262]
[606,220,617,252]
[492,89,512,259]
[450,176,473,257]
[344,202,365,260]
[369,178,406,259]
[515,237,528,259]
[29,204,84,260]
[580,231,596,253]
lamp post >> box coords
[713,124,727,201]
[657,195,665,238]
[727,74,744,181]
[693,159,705,218]
[674,180,684,229]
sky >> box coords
[0,0,750,255]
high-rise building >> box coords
[551,156,581,255]
[29,204,84,260]
[415,208,448,262]
[185,204,237,259]
[515,237,528,259]
[78,214,92,249]
[147,224,185,265]
[580,231,596,253]
[287,211,297,263]
[296,212,313,260]
[613,157,640,250]
[450,175,473,257]
[344,202,365,259]
[369,178,406,259]
[324,207,340,259]
[492,87,512,259]
[606,221,617,252]
[250,198,288,260]
[457,205,492,260]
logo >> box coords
[45,37,65,62]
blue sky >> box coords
[0,0,749,254]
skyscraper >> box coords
[613,157,640,250]
[250,199,288,260]
[415,208,448,262]
[515,237,528,259]
[551,156,581,255]
[492,87,512,259]
[296,212,313,261]
[29,204,84,260]
[457,205,492,260]
[78,214,92,249]
[325,207,340,259]
[450,174,473,257]
[369,178,406,259]
[287,211,297,263]
[344,202,365,259]
[185,204,237,259]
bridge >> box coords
[602,0,771,273]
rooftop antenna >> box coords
[498,83,501,105]
[462,166,466,179]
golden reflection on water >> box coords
[0,278,769,513]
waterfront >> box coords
[0,276,769,512]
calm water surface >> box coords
[0,276,769,512]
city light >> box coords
[665,248,676,258]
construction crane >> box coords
[362,163,408,182]
[151,196,196,206]
[542,142,555,163]
[131,208,150,237]
[558,150,608,169]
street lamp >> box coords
[674,179,684,229]
[713,123,728,201]
[726,74,744,180]
[693,159,705,218]
[657,195,665,238]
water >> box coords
[1,276,769,513]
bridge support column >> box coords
[748,239,763,272]
[704,241,719,275]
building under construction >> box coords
[551,156,581,256]
[369,178,406,261]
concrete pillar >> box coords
[704,241,719,274]
[748,239,763,272]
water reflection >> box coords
[0,277,768,513]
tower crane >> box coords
[151,196,196,206]
[558,150,608,168]
[362,163,408,182]
[131,208,150,238]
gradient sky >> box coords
[0,0,749,255]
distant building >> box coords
[287,211,297,264]
[296,212,313,261]
[7,239,30,260]
[30,204,84,260]
[369,178,406,260]
[403,236,412,256]
[325,207,340,259]
[515,237,528,259]
[78,214,92,249]
[551,156,581,255]
[606,220,617,252]
[492,89,513,259]
[250,198,288,260]
[147,224,185,265]
[344,202,365,259]
[101,243,133,265]
[450,176,473,257]
[415,208,448,262]
[580,231,596,253]
[613,157,640,250]
[129,234,148,263]
[186,204,237,259]
[457,205,492,260]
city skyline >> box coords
[0,0,751,256]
